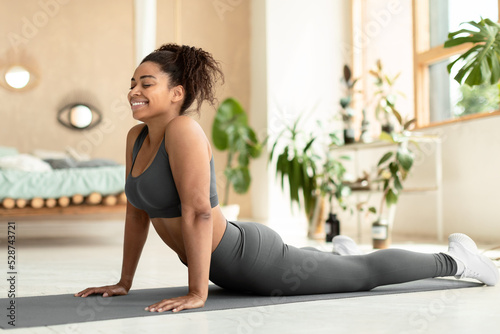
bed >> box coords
[0,146,126,216]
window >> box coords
[413,0,500,127]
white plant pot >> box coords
[220,204,240,221]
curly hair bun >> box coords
[141,43,224,114]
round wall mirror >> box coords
[5,65,31,89]
[57,103,102,130]
[69,105,93,129]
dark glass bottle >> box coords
[325,213,340,242]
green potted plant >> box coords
[269,116,351,239]
[212,97,266,220]
[368,130,414,248]
[363,59,416,248]
[340,64,358,144]
[369,60,406,134]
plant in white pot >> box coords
[212,97,266,220]
[369,130,414,249]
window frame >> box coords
[412,0,500,128]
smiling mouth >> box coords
[131,101,148,111]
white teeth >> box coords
[132,101,148,106]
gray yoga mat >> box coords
[0,279,482,329]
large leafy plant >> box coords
[212,98,266,206]
[269,117,318,217]
[444,18,500,87]
[269,116,351,220]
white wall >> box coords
[393,116,500,243]
[250,0,269,223]
[264,0,352,238]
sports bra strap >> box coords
[131,126,149,170]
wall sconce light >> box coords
[0,49,39,92]
[4,65,31,89]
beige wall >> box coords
[156,0,252,217]
[0,0,136,163]
[0,0,252,217]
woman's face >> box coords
[128,61,180,121]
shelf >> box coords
[332,135,441,152]
[350,186,439,194]
[334,134,444,241]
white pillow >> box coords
[0,154,52,172]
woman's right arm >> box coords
[116,201,150,292]
[75,125,150,298]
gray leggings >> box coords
[208,221,457,296]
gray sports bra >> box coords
[125,126,219,218]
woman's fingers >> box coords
[148,300,184,313]
[75,287,104,297]
[145,294,205,313]
[74,285,128,298]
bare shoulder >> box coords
[165,116,209,151]
[165,115,204,136]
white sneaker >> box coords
[332,235,363,256]
[447,233,499,286]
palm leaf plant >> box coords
[212,98,266,206]
[444,18,500,87]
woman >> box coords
[76,44,498,313]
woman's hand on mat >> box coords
[74,283,129,298]
[145,292,206,313]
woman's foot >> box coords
[332,235,363,255]
[447,233,499,286]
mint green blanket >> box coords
[0,166,125,200]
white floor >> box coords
[1,213,499,334]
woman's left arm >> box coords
[145,116,213,313]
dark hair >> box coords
[141,43,224,114]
